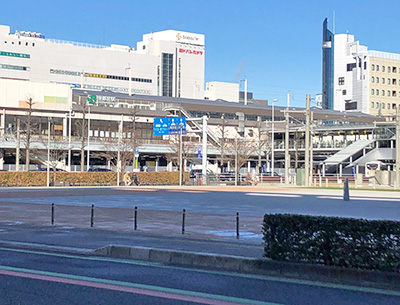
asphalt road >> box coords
[1,186,400,220]
[0,246,399,305]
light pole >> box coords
[68,107,73,171]
[126,64,132,96]
[271,99,277,177]
[47,118,51,187]
[86,106,90,171]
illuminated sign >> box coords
[179,48,203,55]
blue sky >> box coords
[1,0,399,107]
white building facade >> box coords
[322,18,400,116]
[0,25,204,99]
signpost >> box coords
[153,117,187,186]
[153,117,186,136]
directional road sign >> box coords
[153,117,186,136]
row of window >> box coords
[371,89,398,97]
[371,64,398,73]
[50,69,152,83]
[371,102,400,109]
[4,40,35,47]
[371,76,398,85]
[0,64,29,71]
[0,51,30,58]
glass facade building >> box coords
[322,18,334,110]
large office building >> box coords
[322,18,400,116]
[0,24,205,99]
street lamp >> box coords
[87,106,91,171]
[47,118,51,187]
[271,99,278,177]
[68,108,75,172]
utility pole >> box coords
[244,79,247,106]
[202,115,208,185]
[396,107,400,189]
[305,94,311,187]
[285,93,290,185]
[117,115,123,186]
[310,112,314,181]
[179,126,183,186]
[16,119,20,171]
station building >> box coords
[0,24,204,99]
[0,23,392,178]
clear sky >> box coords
[1,0,399,107]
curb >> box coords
[93,245,400,292]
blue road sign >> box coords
[153,117,186,136]
[197,145,202,158]
[135,148,139,154]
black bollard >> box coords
[236,212,240,239]
[90,204,94,227]
[182,209,186,235]
[134,206,138,230]
[51,203,55,225]
[343,178,350,201]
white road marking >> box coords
[246,193,301,198]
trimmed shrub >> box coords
[262,214,400,272]
[0,171,183,186]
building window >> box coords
[388,90,391,97]
[382,103,385,109]
[371,89,375,95]
[388,79,391,85]
[377,77,379,83]
[372,76,375,83]
[393,67,397,73]
[338,77,345,85]
[382,90,385,96]
[377,90,379,96]
[371,102,374,108]
[372,64,375,71]
[393,91,397,97]
[377,65,380,71]
[162,53,173,97]
[388,103,391,109]
[382,78,385,84]
[393,79,397,85]
[382,66,385,72]
[388,66,391,73]
[342,89,347,95]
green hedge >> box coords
[0,171,185,186]
[262,214,400,272]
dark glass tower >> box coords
[322,18,334,109]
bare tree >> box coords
[217,114,230,172]
[75,96,89,171]
[94,107,140,174]
[21,97,37,170]
[229,135,257,183]
[166,134,198,172]
[256,118,269,174]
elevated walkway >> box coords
[163,106,221,147]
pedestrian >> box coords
[123,172,132,186]
[131,173,140,186]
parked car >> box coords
[190,169,204,179]
[219,171,236,182]
[35,167,65,171]
[264,171,281,176]
[88,167,113,172]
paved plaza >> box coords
[0,186,399,242]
